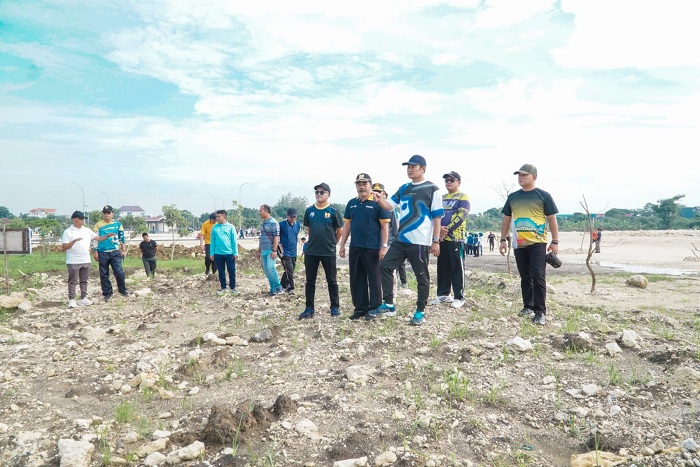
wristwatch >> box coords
[432,237,439,243]
[381,243,389,248]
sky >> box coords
[1,0,699,218]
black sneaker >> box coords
[518,307,535,317]
[298,308,315,320]
[533,314,546,325]
[349,311,366,320]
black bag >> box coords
[545,252,562,268]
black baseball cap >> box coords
[355,173,372,183]
[102,205,114,213]
[71,210,85,219]
[314,183,331,193]
[402,155,427,166]
[287,208,298,217]
[443,171,461,181]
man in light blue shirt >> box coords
[258,204,283,296]
[209,210,239,295]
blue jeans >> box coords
[261,250,281,291]
[98,250,127,297]
[213,254,236,290]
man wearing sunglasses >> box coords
[372,155,444,326]
[430,171,470,310]
[299,183,344,319]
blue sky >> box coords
[2,0,699,218]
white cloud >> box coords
[555,0,700,69]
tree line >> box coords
[1,194,697,242]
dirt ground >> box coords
[1,230,700,467]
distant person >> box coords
[299,183,343,319]
[259,204,283,296]
[139,233,158,278]
[210,210,239,295]
[279,208,301,294]
[499,164,559,325]
[373,182,407,289]
[198,213,218,275]
[61,210,110,308]
[431,171,470,309]
[300,236,307,257]
[373,155,444,326]
[594,228,602,253]
[339,174,390,320]
[93,205,128,301]
[488,231,496,252]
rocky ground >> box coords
[1,250,700,467]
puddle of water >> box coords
[568,260,698,276]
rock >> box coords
[133,288,153,297]
[640,447,654,456]
[57,438,95,467]
[564,332,593,351]
[346,365,374,385]
[295,419,321,440]
[375,450,397,465]
[647,439,665,453]
[682,438,699,453]
[581,384,599,396]
[251,329,273,343]
[137,350,171,373]
[505,336,532,352]
[152,430,172,440]
[136,437,169,457]
[333,457,368,467]
[0,293,25,309]
[570,450,626,467]
[166,440,205,464]
[626,274,648,288]
[668,367,700,392]
[605,342,623,356]
[609,405,621,416]
[143,452,167,466]
[619,330,640,348]
[18,301,33,311]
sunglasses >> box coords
[315,190,327,195]
[445,178,457,183]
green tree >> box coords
[272,193,310,220]
[647,194,685,229]
[120,214,148,254]
[0,206,14,219]
[162,205,188,261]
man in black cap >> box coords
[500,164,560,325]
[339,174,391,320]
[299,183,344,319]
[430,171,470,310]
[279,207,301,293]
[92,205,128,300]
[373,155,444,325]
[198,213,218,275]
[61,211,113,308]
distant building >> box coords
[117,206,147,218]
[146,216,167,233]
[28,208,57,218]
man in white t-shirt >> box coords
[61,211,113,308]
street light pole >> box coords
[102,192,109,205]
[238,183,249,231]
[73,182,88,226]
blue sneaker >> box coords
[410,311,425,326]
[330,307,341,317]
[367,303,396,319]
[298,308,315,320]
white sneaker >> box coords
[77,298,93,307]
[429,296,454,305]
[451,299,465,309]
[68,299,77,308]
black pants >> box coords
[513,243,547,315]
[304,255,339,310]
[381,241,430,312]
[142,257,157,277]
[205,244,217,273]
[280,256,297,291]
[436,241,464,300]
[349,246,382,312]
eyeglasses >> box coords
[445,178,457,183]
[315,190,327,195]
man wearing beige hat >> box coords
[499,164,559,325]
